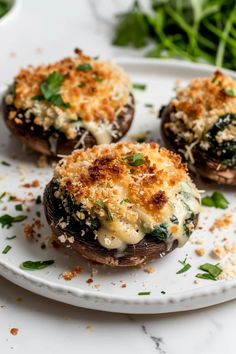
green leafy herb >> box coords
[112,0,236,71]
[138,291,151,296]
[149,224,169,241]
[161,291,166,294]
[0,192,6,201]
[96,201,113,222]
[133,83,146,90]
[202,192,229,209]
[20,260,54,271]
[0,1,9,18]
[176,258,191,274]
[2,245,12,254]
[77,63,93,72]
[225,88,236,96]
[113,0,149,48]
[196,262,222,281]
[123,153,145,167]
[33,72,70,108]
[1,161,11,166]
[6,235,16,240]
[0,214,27,229]
[15,204,23,211]
[35,195,42,204]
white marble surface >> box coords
[0,0,236,353]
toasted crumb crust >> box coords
[12,49,132,125]
[54,142,189,223]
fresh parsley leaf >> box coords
[96,201,113,222]
[123,153,145,166]
[8,195,16,201]
[77,63,93,72]
[34,72,70,108]
[202,192,229,209]
[2,245,12,254]
[133,83,146,90]
[0,214,27,229]
[35,195,42,204]
[149,224,169,241]
[225,88,236,96]
[113,0,149,48]
[20,260,54,271]
[176,258,191,274]
[196,263,222,281]
[161,291,166,294]
[93,75,104,82]
[1,161,11,166]
[6,235,16,240]
[15,204,23,211]
[138,291,151,295]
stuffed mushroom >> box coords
[44,142,201,266]
[3,49,134,156]
[161,70,236,185]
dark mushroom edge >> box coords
[44,179,199,267]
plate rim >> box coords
[1,57,236,312]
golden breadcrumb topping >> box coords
[9,49,132,139]
[54,142,200,249]
[166,70,236,141]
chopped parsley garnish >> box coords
[15,204,23,211]
[96,201,113,221]
[144,103,153,108]
[225,88,236,96]
[176,258,191,274]
[0,214,27,229]
[161,291,166,295]
[78,81,86,88]
[149,224,169,241]
[120,198,130,204]
[77,63,93,72]
[138,291,151,296]
[123,153,145,166]
[32,72,70,108]
[35,195,42,204]
[20,260,55,271]
[133,83,146,90]
[202,192,229,209]
[1,161,11,166]
[2,245,12,254]
[93,75,104,82]
[196,263,222,281]
[0,192,6,201]
[6,235,16,240]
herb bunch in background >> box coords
[113,0,236,70]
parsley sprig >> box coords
[33,72,70,108]
[20,260,55,271]
[122,153,145,167]
[0,214,27,229]
[202,191,229,209]
[196,263,222,281]
[176,257,191,274]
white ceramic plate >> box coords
[0,58,236,314]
